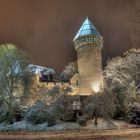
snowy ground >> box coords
[0,119,137,132]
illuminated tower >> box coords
[73,17,104,95]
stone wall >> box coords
[77,43,104,95]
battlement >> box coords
[39,81,79,88]
[38,81,80,96]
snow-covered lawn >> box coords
[0,119,137,132]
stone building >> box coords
[73,17,104,95]
[26,64,55,83]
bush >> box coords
[45,106,56,126]
[62,86,73,94]
[84,90,116,125]
[0,102,8,122]
[0,101,23,124]
[125,106,140,125]
[112,86,127,119]
[77,115,87,126]
[53,95,76,122]
[47,86,60,96]
[25,100,56,125]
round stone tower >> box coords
[73,17,104,96]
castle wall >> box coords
[27,74,80,96]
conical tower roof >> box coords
[73,17,101,41]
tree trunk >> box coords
[94,116,98,125]
[7,102,14,124]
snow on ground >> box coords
[0,121,80,132]
[0,119,137,132]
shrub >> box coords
[53,95,76,122]
[112,86,127,119]
[46,106,56,126]
[62,86,73,94]
[25,100,56,125]
[47,86,60,96]
[0,102,8,122]
[0,100,23,124]
[125,106,140,125]
[77,115,87,126]
[84,90,116,125]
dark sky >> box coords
[0,0,139,73]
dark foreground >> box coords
[0,129,140,140]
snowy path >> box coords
[0,129,140,140]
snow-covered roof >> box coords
[26,64,55,75]
[8,62,55,76]
[73,17,101,41]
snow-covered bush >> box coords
[62,86,73,94]
[0,100,23,124]
[0,101,8,122]
[53,95,76,122]
[112,86,127,119]
[125,106,140,125]
[47,86,60,96]
[44,86,61,103]
[25,100,56,125]
[77,115,87,126]
[84,90,116,125]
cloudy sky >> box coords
[0,0,139,73]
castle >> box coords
[30,17,104,97]
[73,17,104,96]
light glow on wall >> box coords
[92,82,100,93]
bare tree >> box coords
[60,61,78,82]
[0,44,30,123]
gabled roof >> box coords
[26,64,55,75]
[73,17,101,41]
[8,62,55,76]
